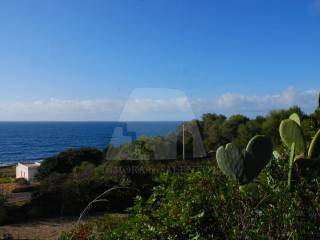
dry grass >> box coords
[0,166,15,178]
[0,216,86,240]
[0,182,20,193]
[0,214,122,240]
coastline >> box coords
[0,159,44,168]
[0,164,15,168]
[0,121,181,166]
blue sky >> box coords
[0,0,320,120]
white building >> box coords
[16,162,41,181]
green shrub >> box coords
[102,166,320,239]
[37,148,103,179]
[14,178,28,185]
[0,177,15,184]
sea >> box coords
[0,122,181,166]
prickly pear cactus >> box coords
[308,129,320,158]
[278,112,320,184]
[216,135,273,185]
[279,119,306,156]
[244,135,273,182]
[216,143,244,182]
[289,113,301,126]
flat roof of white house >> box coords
[17,162,41,168]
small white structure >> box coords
[16,162,41,181]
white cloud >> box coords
[204,87,319,116]
[0,99,124,121]
[0,87,318,121]
[122,97,190,113]
[117,88,196,121]
[119,97,194,121]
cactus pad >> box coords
[216,135,273,185]
[216,143,244,182]
[308,129,320,159]
[289,113,301,126]
[244,135,273,183]
[279,119,306,155]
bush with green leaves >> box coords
[32,162,138,216]
[37,148,103,179]
[61,164,320,239]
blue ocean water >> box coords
[0,122,181,166]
